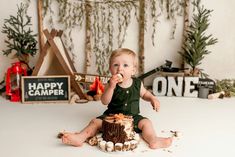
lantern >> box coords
[5,62,27,102]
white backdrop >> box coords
[0,0,234,86]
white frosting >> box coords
[133,132,140,142]
[123,141,131,151]
[106,141,114,152]
[123,120,133,140]
[130,140,138,150]
[115,143,123,151]
[99,140,106,151]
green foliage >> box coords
[215,79,235,97]
[158,0,185,39]
[41,0,185,75]
[178,0,218,71]
[1,3,37,61]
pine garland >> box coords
[31,0,185,75]
[158,0,185,39]
[216,79,235,97]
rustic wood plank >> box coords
[84,2,92,73]
[43,29,85,99]
[37,0,44,52]
[139,0,145,74]
[32,30,57,76]
[33,29,85,99]
[181,0,190,68]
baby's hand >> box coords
[109,74,122,89]
[151,98,160,112]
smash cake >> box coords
[102,113,134,143]
[87,113,140,152]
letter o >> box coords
[153,77,167,96]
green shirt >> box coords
[103,77,141,116]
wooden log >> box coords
[84,1,92,73]
[102,120,127,144]
[181,0,190,68]
[138,0,145,74]
[37,0,44,52]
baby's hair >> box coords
[109,48,138,69]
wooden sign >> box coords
[21,75,70,103]
[74,73,110,84]
[153,76,199,97]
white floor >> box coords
[1,96,235,157]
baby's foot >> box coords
[61,132,86,147]
[149,137,173,149]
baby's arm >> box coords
[101,74,119,105]
[140,82,160,111]
[101,84,115,105]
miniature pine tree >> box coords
[1,3,37,63]
[178,0,218,77]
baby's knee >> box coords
[138,118,152,128]
[89,118,102,126]
[89,118,97,124]
[141,118,152,124]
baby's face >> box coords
[109,54,136,81]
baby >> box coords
[61,48,172,149]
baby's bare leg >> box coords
[62,118,102,147]
[138,119,172,149]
